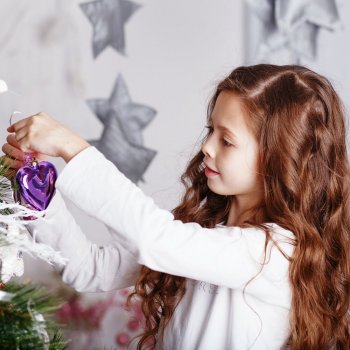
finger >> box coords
[0,155,23,170]
[15,127,39,154]
[7,119,27,133]
[15,139,30,153]
[14,128,29,143]
[0,153,21,166]
[12,119,41,154]
[7,114,36,133]
[6,133,23,151]
[9,131,28,152]
[6,134,45,161]
[2,143,26,161]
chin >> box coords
[207,184,232,196]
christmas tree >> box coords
[0,151,68,349]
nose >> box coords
[201,135,215,159]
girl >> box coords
[2,64,350,349]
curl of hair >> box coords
[127,64,350,349]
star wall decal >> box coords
[246,0,341,63]
[86,74,157,183]
[79,0,141,58]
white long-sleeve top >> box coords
[27,146,295,350]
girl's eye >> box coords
[204,126,234,147]
[222,139,232,147]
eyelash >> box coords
[205,126,233,147]
[222,139,232,147]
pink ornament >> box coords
[15,153,57,211]
[120,288,130,296]
[116,332,130,346]
[127,319,140,331]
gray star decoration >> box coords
[80,0,141,58]
[87,75,157,184]
[246,0,341,63]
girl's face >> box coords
[201,91,262,197]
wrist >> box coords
[60,137,91,163]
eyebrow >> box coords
[216,125,238,139]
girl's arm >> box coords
[56,145,294,307]
[27,189,140,292]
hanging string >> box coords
[9,111,35,164]
[9,110,22,127]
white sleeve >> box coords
[55,146,295,302]
[26,189,140,292]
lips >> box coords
[204,164,220,176]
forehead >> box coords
[211,91,247,127]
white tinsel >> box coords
[0,221,68,269]
[0,176,67,283]
[0,224,24,283]
[0,290,15,301]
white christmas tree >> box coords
[0,80,68,349]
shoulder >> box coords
[250,223,295,282]
[263,222,295,254]
[242,223,294,298]
[213,222,293,304]
[215,222,295,247]
[216,222,295,278]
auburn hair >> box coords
[127,64,350,349]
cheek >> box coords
[242,141,259,171]
[241,146,261,187]
[222,147,259,184]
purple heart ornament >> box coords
[15,156,58,211]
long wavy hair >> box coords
[127,64,350,349]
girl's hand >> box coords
[0,133,34,179]
[6,112,90,163]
